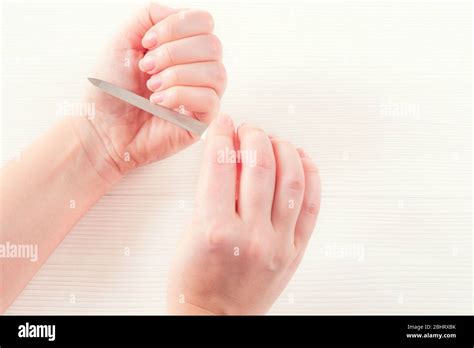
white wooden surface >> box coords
[1,0,472,314]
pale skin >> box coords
[0,3,321,315]
[168,116,321,314]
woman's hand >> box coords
[73,3,226,182]
[168,115,321,314]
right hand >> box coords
[168,114,322,314]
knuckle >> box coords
[160,20,174,41]
[209,90,220,109]
[246,240,266,261]
[238,127,275,171]
[202,89,220,111]
[198,10,214,31]
[254,152,275,172]
[166,86,180,105]
[269,251,290,271]
[283,174,305,192]
[161,43,174,66]
[304,198,320,216]
[213,62,228,88]
[206,34,223,59]
[204,224,229,250]
[164,66,180,86]
[206,145,236,170]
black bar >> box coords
[0,315,472,346]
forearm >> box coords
[0,117,119,313]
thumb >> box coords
[115,2,180,50]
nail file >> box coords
[87,78,209,139]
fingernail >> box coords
[139,55,155,72]
[142,31,157,48]
[147,75,162,91]
[150,91,164,104]
[217,113,233,127]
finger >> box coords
[138,34,222,74]
[294,149,321,250]
[118,3,180,49]
[147,62,227,97]
[142,9,214,49]
[148,3,181,25]
[271,138,305,241]
[237,126,276,223]
[196,114,236,219]
[150,86,220,122]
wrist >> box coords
[68,115,124,185]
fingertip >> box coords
[237,123,259,138]
[194,9,215,32]
[294,154,321,250]
[148,3,177,24]
[142,30,157,49]
[237,124,272,150]
[216,113,233,127]
[147,74,162,91]
[150,91,164,104]
[296,147,307,158]
[138,55,155,73]
[301,154,319,174]
[300,156,321,207]
[206,113,234,140]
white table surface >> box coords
[1,0,472,314]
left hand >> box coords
[73,3,226,181]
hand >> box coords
[72,3,226,182]
[168,115,321,314]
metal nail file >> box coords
[87,78,208,138]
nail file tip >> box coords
[87,77,100,86]
[200,128,208,141]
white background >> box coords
[1,0,472,314]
